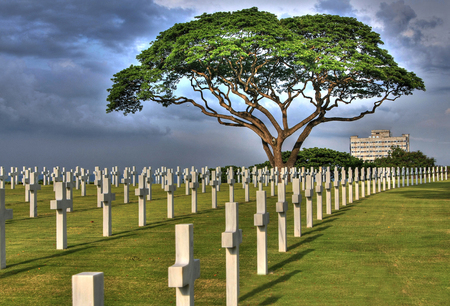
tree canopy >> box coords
[372,146,435,167]
[254,147,369,170]
[106,7,425,169]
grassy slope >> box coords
[0,178,449,305]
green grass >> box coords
[1,178,449,305]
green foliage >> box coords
[373,146,436,167]
[106,7,425,114]
[254,147,372,170]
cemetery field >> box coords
[1,180,449,305]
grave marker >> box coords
[80,168,89,197]
[316,172,323,219]
[0,188,13,269]
[210,170,218,209]
[94,167,103,208]
[100,171,115,237]
[169,224,200,306]
[334,167,340,209]
[0,167,7,189]
[222,202,242,306]
[65,171,75,212]
[255,189,269,274]
[190,170,199,213]
[360,167,365,198]
[72,272,104,306]
[305,174,313,228]
[146,167,153,201]
[341,167,347,206]
[29,171,41,217]
[325,167,332,214]
[50,182,73,249]
[121,167,131,203]
[292,178,302,237]
[165,169,177,218]
[276,182,288,252]
[227,167,235,202]
[135,174,148,227]
[355,167,360,201]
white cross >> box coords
[168,223,200,306]
[100,172,115,237]
[50,182,73,249]
[165,169,177,218]
[0,189,13,269]
[221,202,242,306]
[135,174,148,227]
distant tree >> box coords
[106,7,425,170]
[254,147,371,170]
[373,146,435,167]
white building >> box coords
[350,130,409,162]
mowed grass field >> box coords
[0,177,449,305]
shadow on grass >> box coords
[2,245,95,277]
[391,183,450,200]
[300,226,332,238]
[239,270,301,302]
[271,248,315,271]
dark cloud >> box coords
[314,0,356,17]
[376,0,416,35]
[0,0,194,58]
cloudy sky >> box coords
[0,0,449,173]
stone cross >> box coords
[65,171,75,212]
[382,168,386,191]
[94,167,103,208]
[334,167,340,209]
[160,167,167,190]
[114,166,121,188]
[243,169,250,202]
[165,169,177,218]
[52,166,62,184]
[216,167,222,192]
[406,167,410,186]
[29,171,41,217]
[80,168,89,197]
[8,167,18,189]
[190,171,199,213]
[252,166,258,188]
[348,168,353,204]
[387,168,391,189]
[22,168,30,202]
[354,167,360,201]
[255,188,269,275]
[42,167,50,186]
[0,188,13,269]
[276,182,288,252]
[50,182,73,249]
[325,167,332,214]
[257,169,264,191]
[372,168,377,193]
[121,167,131,203]
[227,167,235,202]
[74,166,81,190]
[169,224,200,306]
[391,167,396,188]
[131,166,137,187]
[428,167,431,183]
[183,168,191,195]
[269,168,276,197]
[366,167,371,196]
[100,171,115,237]
[72,272,104,306]
[360,167,365,198]
[210,170,218,209]
[432,167,435,182]
[316,172,323,219]
[0,167,7,189]
[175,166,181,188]
[146,167,153,201]
[135,174,148,227]
[341,167,347,206]
[445,166,448,181]
[305,174,313,228]
[204,167,210,187]
[221,202,242,306]
[292,178,302,237]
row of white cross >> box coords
[1,164,448,305]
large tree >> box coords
[373,146,435,167]
[106,7,425,169]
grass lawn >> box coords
[1,178,449,305]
